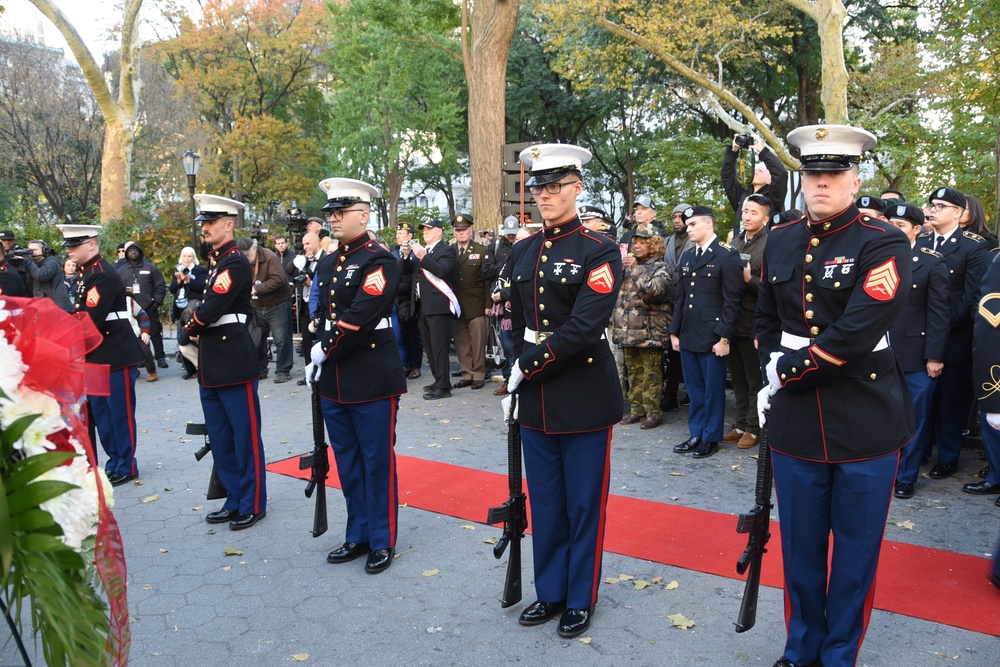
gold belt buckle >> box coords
[536,331,551,343]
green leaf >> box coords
[5,451,75,492]
[7,480,78,515]
[0,473,12,581]
[11,508,58,532]
[0,413,39,452]
[16,532,68,553]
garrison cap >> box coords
[452,214,475,229]
[420,218,443,229]
[58,224,102,248]
[194,194,245,222]
[519,143,591,187]
[928,187,967,210]
[888,203,925,227]
[787,124,877,172]
[397,222,415,233]
[318,178,378,212]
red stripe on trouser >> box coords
[123,367,137,475]
[589,428,613,605]
[246,382,262,514]
[387,396,398,545]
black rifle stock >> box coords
[297,371,329,538]
[486,395,527,608]
[186,421,226,500]
[734,410,773,633]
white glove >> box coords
[500,394,519,422]
[987,413,1000,431]
[304,362,322,389]
[292,254,307,270]
[507,360,525,393]
[310,342,326,367]
[765,352,783,391]
[308,318,319,334]
[757,385,772,427]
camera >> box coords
[176,264,191,275]
[734,132,755,149]
[9,247,31,258]
[284,204,308,236]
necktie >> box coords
[935,235,945,251]
[696,247,704,260]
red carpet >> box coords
[268,452,1000,637]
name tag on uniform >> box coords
[140,270,150,275]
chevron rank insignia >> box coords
[587,262,615,294]
[979,293,1000,328]
[863,258,899,301]
[362,267,387,296]
[212,269,233,294]
[86,286,100,307]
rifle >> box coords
[734,411,773,633]
[486,395,527,608]
[297,368,329,538]
[186,421,226,500]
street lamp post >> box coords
[182,151,201,249]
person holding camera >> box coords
[0,238,26,297]
[721,133,788,225]
[23,240,73,312]
[117,242,168,372]
[0,229,31,295]
[169,246,208,379]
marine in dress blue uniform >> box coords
[969,248,1000,502]
[506,144,623,639]
[916,187,989,479]
[307,178,406,574]
[668,205,744,459]
[886,204,950,499]
[755,126,914,667]
[186,195,267,531]
[59,224,146,486]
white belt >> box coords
[208,313,249,328]
[780,331,888,352]
[323,317,391,331]
[105,311,130,322]
[524,327,606,344]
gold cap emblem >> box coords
[531,147,541,159]
[815,127,829,140]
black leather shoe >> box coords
[108,472,137,487]
[471,380,485,389]
[229,511,266,530]
[157,357,169,369]
[660,397,679,412]
[990,571,1000,590]
[451,370,463,377]
[893,482,914,499]
[205,509,238,524]
[673,437,701,454]
[296,378,307,386]
[557,606,593,638]
[928,462,958,479]
[963,480,1000,495]
[692,441,719,459]
[517,600,566,626]
[772,658,821,667]
[365,548,394,573]
[679,394,690,406]
[423,388,452,400]
[327,541,370,563]
[455,379,473,388]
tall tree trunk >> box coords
[463,0,520,233]
[782,0,849,123]
[994,120,1000,236]
[31,0,143,223]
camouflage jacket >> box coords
[610,258,673,348]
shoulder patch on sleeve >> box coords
[86,286,101,307]
[212,269,233,294]
[587,262,615,294]
[863,257,900,301]
[964,230,985,243]
[920,247,943,258]
[362,266,387,295]
[979,294,1000,328]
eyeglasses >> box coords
[328,208,364,222]
[927,202,962,213]
[528,180,580,196]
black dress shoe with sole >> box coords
[692,441,719,459]
[673,437,701,454]
[206,509,238,524]
[893,482,914,499]
[108,472,137,487]
[455,379,474,388]
[451,370,463,377]
[423,388,452,400]
[963,480,1000,495]
[471,380,485,389]
[365,548,394,573]
[773,658,822,667]
[517,600,566,626]
[557,607,593,638]
[327,541,370,564]
[928,462,958,479]
[229,511,266,530]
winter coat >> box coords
[610,257,673,348]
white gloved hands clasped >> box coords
[507,360,525,393]
[304,362,322,389]
[765,352,783,391]
[500,394,519,422]
[310,342,326,367]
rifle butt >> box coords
[498,539,522,608]
[311,485,328,538]
[734,554,762,633]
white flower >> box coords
[0,387,63,457]
[0,330,26,397]
[39,457,100,552]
